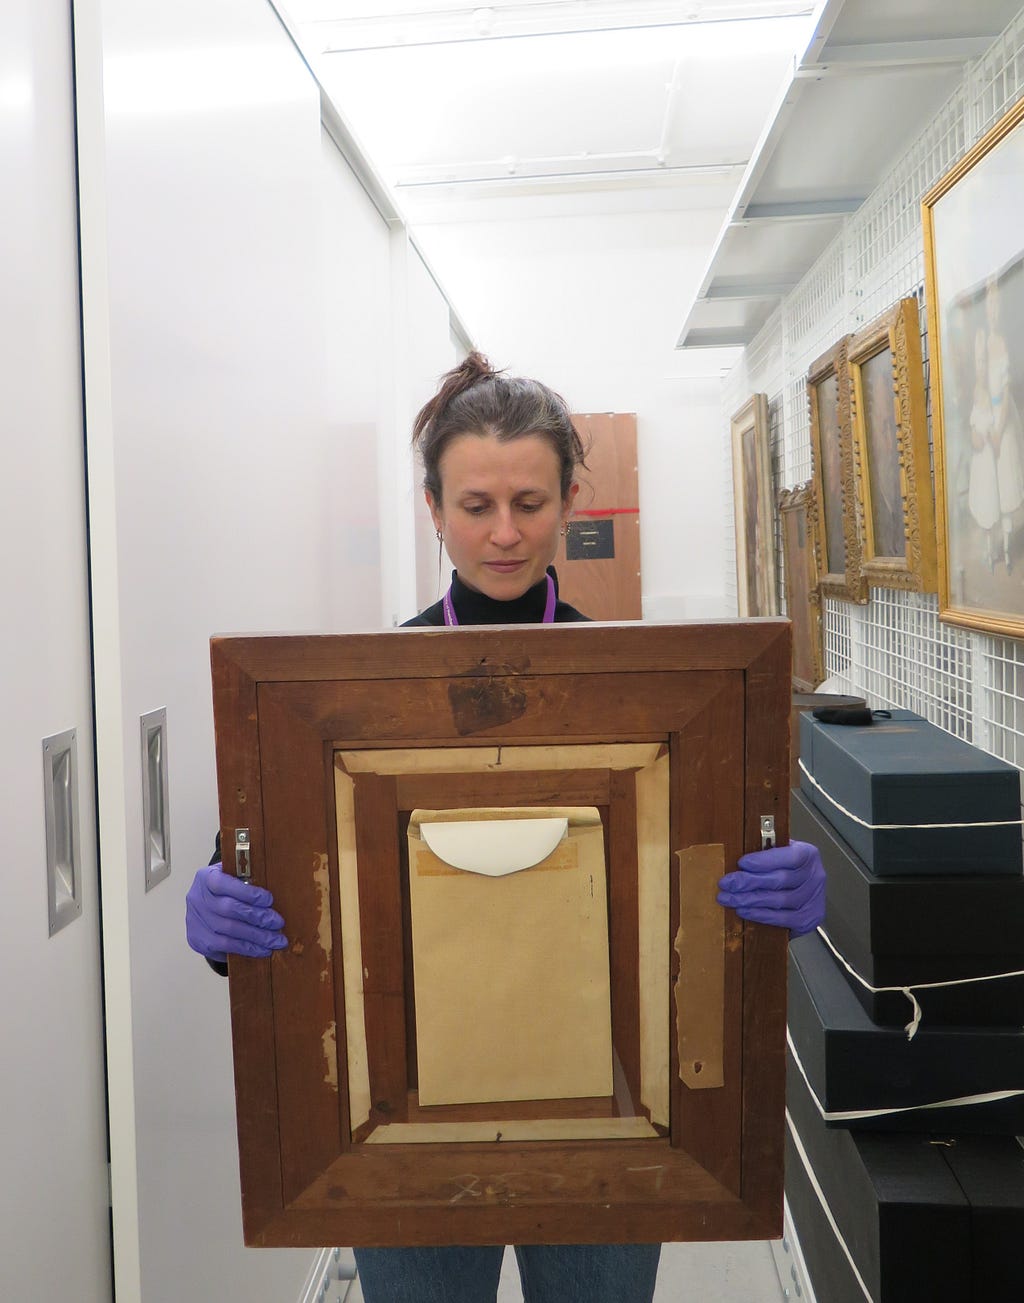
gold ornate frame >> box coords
[924,93,1024,637]
[779,483,824,691]
[848,298,937,592]
[807,337,867,604]
[730,393,778,616]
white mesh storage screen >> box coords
[721,6,1024,774]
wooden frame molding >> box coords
[924,92,1024,636]
[808,336,868,604]
[779,483,825,692]
[731,393,779,617]
[848,298,937,593]
[211,622,790,1247]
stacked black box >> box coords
[792,788,1024,1027]
[786,708,1024,1301]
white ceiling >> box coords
[278,0,1024,356]
[282,0,816,224]
[679,0,1024,346]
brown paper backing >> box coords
[407,807,613,1107]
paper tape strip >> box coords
[675,844,726,1089]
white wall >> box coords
[1,2,111,1297]
[319,127,390,627]
[407,251,461,614]
[74,1,410,1299]
[413,207,740,619]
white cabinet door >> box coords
[0,1,112,1298]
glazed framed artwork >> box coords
[807,337,867,604]
[848,298,937,593]
[779,483,824,692]
[210,623,790,1248]
[924,93,1024,636]
[730,393,778,616]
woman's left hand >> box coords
[717,840,825,937]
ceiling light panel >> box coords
[286,1,813,52]
[315,15,809,185]
[321,28,679,176]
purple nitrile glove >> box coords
[716,839,825,938]
[185,863,289,963]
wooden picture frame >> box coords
[779,483,824,691]
[731,394,779,616]
[848,298,937,593]
[211,622,790,1248]
[807,337,867,604]
[923,94,1024,636]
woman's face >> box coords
[427,431,578,602]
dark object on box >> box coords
[788,931,1024,1133]
[790,692,865,788]
[812,704,876,725]
[798,708,1023,875]
[791,787,1024,1026]
[786,1049,970,1303]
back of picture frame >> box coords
[731,394,779,617]
[211,621,790,1248]
[779,483,824,692]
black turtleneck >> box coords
[403,567,589,626]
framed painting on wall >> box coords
[807,337,867,604]
[779,483,824,692]
[210,622,790,1248]
[807,333,859,601]
[730,394,778,616]
[924,94,1024,637]
[848,298,937,593]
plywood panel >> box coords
[555,412,642,620]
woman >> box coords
[187,353,825,1303]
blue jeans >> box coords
[352,1244,662,1302]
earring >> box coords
[560,524,568,537]
[436,529,443,543]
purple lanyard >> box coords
[443,573,557,627]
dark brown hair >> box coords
[411,351,586,503]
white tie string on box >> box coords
[795,757,1024,1038]
[785,1110,876,1303]
[787,1027,1024,1123]
[797,758,1024,830]
[814,927,1024,1041]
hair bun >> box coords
[459,351,501,383]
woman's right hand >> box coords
[185,863,289,962]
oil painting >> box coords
[924,95,1024,635]
[730,394,778,616]
[848,298,937,592]
[807,338,866,603]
